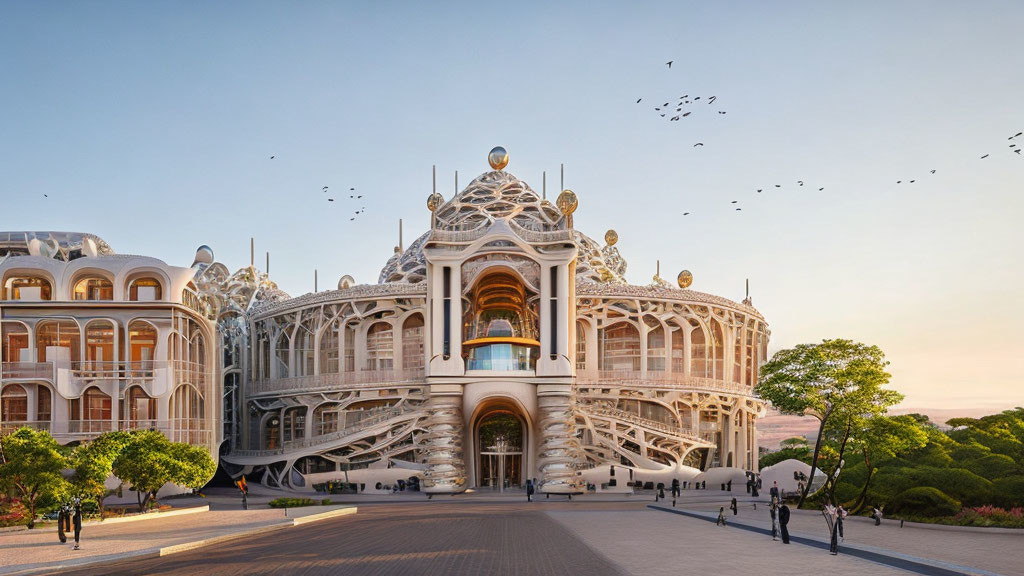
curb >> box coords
[0,506,210,534]
[1,507,357,575]
[648,505,1003,576]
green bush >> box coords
[949,442,991,462]
[965,454,1019,480]
[888,487,961,518]
[834,481,860,503]
[267,497,317,508]
[320,498,332,506]
[870,466,993,506]
[994,477,1024,508]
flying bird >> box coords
[731,200,738,204]
[818,187,824,191]
[797,181,804,186]
[718,111,727,114]
[693,143,704,147]
[910,180,915,183]
[43,194,47,198]
[1015,132,1023,138]
[708,96,717,104]
[694,97,701,101]
[897,181,902,184]
[357,195,362,198]
[270,155,275,159]
[665,61,673,68]
[636,98,642,103]
[682,112,691,117]
[683,212,690,215]
[930,170,936,174]
[328,198,334,202]
[735,208,742,211]
[323,186,328,190]
[775,184,781,188]
[671,116,680,121]
[981,154,989,159]
[756,189,762,193]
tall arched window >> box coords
[313,403,339,436]
[0,384,28,423]
[70,387,111,433]
[646,319,665,373]
[84,320,115,370]
[123,385,156,425]
[127,320,157,372]
[273,331,290,378]
[35,320,80,363]
[295,322,315,377]
[1,322,30,363]
[575,321,587,371]
[318,321,340,374]
[690,322,708,378]
[37,386,51,423]
[283,406,305,442]
[127,277,163,301]
[402,315,424,371]
[670,322,687,374]
[73,276,113,301]
[711,320,725,380]
[343,324,356,372]
[170,384,204,444]
[366,322,394,371]
[3,276,51,301]
[600,322,641,372]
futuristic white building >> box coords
[221,149,770,494]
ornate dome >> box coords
[433,171,565,232]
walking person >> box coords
[727,479,732,492]
[872,506,884,526]
[770,496,779,541]
[823,503,839,555]
[730,497,738,516]
[779,502,791,544]
[72,498,83,551]
[671,478,680,499]
[657,485,665,502]
[837,504,847,541]
[716,507,727,526]
[526,479,534,502]
[56,502,69,544]
[770,481,779,500]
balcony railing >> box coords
[506,219,575,244]
[0,421,51,435]
[579,405,706,441]
[250,368,426,396]
[577,371,755,396]
[0,419,212,446]
[70,361,167,380]
[229,405,409,458]
[0,362,54,380]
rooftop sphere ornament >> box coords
[605,229,618,246]
[427,192,444,212]
[338,275,355,290]
[488,146,509,171]
[677,270,693,289]
[556,189,578,215]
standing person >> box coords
[770,481,779,500]
[837,504,847,541]
[823,503,839,555]
[730,497,738,516]
[526,479,534,502]
[657,485,665,502]
[716,507,727,526]
[57,502,68,544]
[72,498,83,551]
[727,479,732,492]
[671,478,680,499]
[779,503,791,544]
[751,481,759,498]
[769,496,779,541]
[872,506,884,526]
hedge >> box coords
[888,487,961,518]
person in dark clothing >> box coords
[779,503,791,544]
[702,481,706,490]
[769,481,779,499]
[57,503,69,543]
[526,479,535,502]
[751,482,759,498]
[716,507,727,526]
[824,504,839,555]
[720,482,726,491]
[657,486,665,502]
[72,499,83,550]
[837,504,847,540]
[727,480,732,492]
[730,497,738,515]
[671,478,680,499]
[769,497,779,540]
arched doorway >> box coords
[475,409,525,491]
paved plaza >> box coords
[1,490,1015,576]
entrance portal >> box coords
[476,411,523,491]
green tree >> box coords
[0,428,71,528]
[847,414,929,513]
[111,430,216,510]
[71,430,134,516]
[755,339,903,508]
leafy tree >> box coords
[780,436,808,448]
[70,430,134,516]
[756,339,903,507]
[758,444,812,469]
[847,415,928,513]
[964,454,1019,481]
[0,428,71,527]
[111,430,216,510]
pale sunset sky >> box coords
[1,1,1021,411]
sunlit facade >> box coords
[219,150,770,494]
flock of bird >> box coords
[642,60,1022,218]
[270,154,368,222]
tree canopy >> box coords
[0,427,70,527]
[111,430,216,509]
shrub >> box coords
[871,466,993,506]
[965,454,1019,480]
[952,506,1024,528]
[994,477,1024,508]
[888,487,961,518]
[320,498,331,506]
[0,496,30,528]
[267,497,317,508]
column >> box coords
[421,389,466,493]
[536,384,581,493]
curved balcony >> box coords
[1,362,54,381]
[249,368,425,397]
[576,370,757,397]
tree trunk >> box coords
[850,447,873,514]
[798,407,832,509]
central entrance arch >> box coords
[472,403,528,492]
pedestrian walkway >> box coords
[0,505,355,575]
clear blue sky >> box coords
[2,1,1021,410]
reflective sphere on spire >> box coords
[488,146,509,171]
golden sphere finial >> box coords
[677,270,693,289]
[488,146,509,171]
[605,229,618,246]
[557,189,578,215]
[338,275,355,290]
[427,192,444,212]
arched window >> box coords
[69,387,111,433]
[263,414,280,450]
[283,406,305,442]
[671,322,687,374]
[3,276,51,301]
[733,327,743,384]
[123,385,156,425]
[273,331,290,378]
[73,276,113,301]
[295,321,315,377]
[170,385,204,444]
[37,386,51,423]
[575,321,587,371]
[690,322,708,378]
[1,322,30,363]
[402,315,424,371]
[600,322,641,372]
[127,320,157,371]
[35,320,80,363]
[645,319,665,373]
[84,320,115,369]
[318,321,340,374]
[127,277,163,301]
[1,384,28,422]
[365,322,393,371]
[343,324,356,372]
[711,320,725,380]
[313,403,339,436]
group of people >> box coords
[55,498,84,550]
